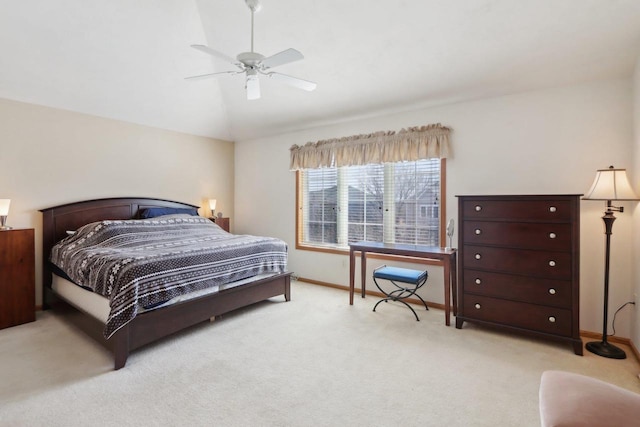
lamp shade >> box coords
[583,167,639,201]
[0,199,10,215]
[209,199,217,216]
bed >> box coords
[41,197,291,370]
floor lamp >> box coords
[583,166,639,359]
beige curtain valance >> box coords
[289,123,451,170]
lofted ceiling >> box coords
[1,0,640,142]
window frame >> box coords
[295,159,447,255]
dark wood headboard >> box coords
[40,197,200,302]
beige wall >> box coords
[235,78,636,339]
[0,98,234,305]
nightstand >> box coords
[0,228,35,330]
[214,217,230,232]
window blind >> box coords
[299,159,441,249]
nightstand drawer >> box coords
[462,199,572,221]
[463,245,572,279]
[462,221,572,251]
[463,269,572,308]
[463,295,572,337]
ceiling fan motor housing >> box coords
[237,51,265,67]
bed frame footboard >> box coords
[111,272,291,369]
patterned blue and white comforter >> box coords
[50,215,287,338]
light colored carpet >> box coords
[1,281,639,427]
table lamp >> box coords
[0,199,11,230]
[209,199,217,218]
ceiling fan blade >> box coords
[191,44,243,69]
[260,48,304,69]
[184,70,239,80]
[246,75,261,100]
[267,72,317,91]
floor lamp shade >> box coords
[583,167,639,201]
[583,166,639,359]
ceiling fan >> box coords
[186,0,316,100]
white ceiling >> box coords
[1,0,639,142]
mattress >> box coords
[52,272,277,325]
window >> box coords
[297,159,445,251]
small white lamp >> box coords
[209,199,217,218]
[0,199,11,230]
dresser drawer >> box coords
[462,199,572,221]
[462,269,572,308]
[462,221,572,251]
[463,245,572,279]
[462,295,572,337]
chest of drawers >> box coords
[455,195,582,355]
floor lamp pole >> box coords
[585,208,626,359]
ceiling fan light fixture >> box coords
[246,70,260,100]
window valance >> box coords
[289,123,451,170]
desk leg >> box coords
[444,259,451,326]
[443,260,451,326]
[360,251,366,298]
[349,248,355,305]
[451,253,457,317]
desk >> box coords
[349,241,457,326]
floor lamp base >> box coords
[586,340,626,359]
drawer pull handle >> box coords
[549,260,556,267]
[475,253,482,260]
[475,205,482,212]
[548,316,556,323]
[475,278,482,285]
[549,288,556,295]
[549,206,557,212]
[474,303,481,309]
[549,232,556,239]
[475,229,482,235]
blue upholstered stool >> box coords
[372,265,429,321]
